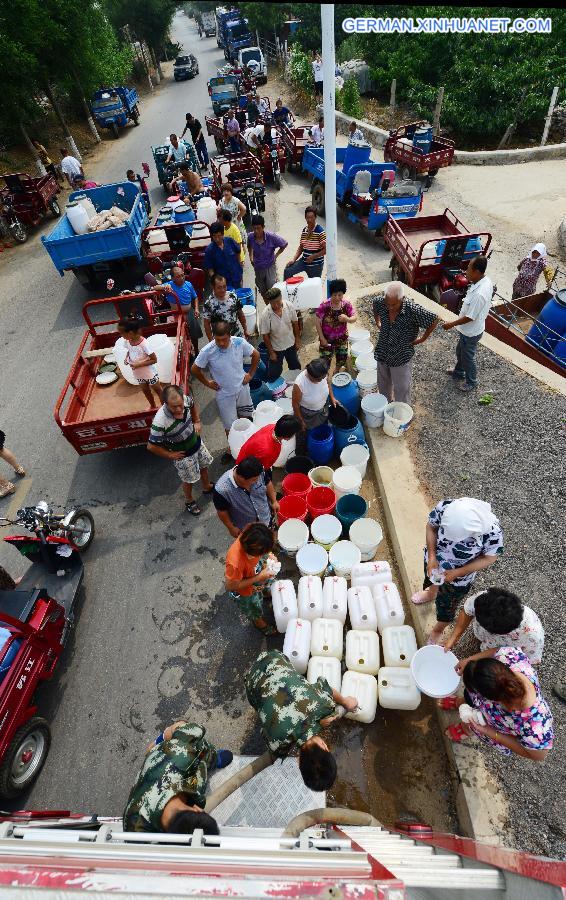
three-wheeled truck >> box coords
[0,172,61,242]
[384,121,455,182]
[207,75,239,117]
[151,142,200,194]
[277,123,315,172]
[90,87,140,138]
[303,144,423,240]
[385,207,491,298]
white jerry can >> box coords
[378,667,421,710]
[307,656,342,693]
[310,618,343,660]
[347,585,378,631]
[373,581,405,634]
[381,625,418,668]
[322,576,348,623]
[351,560,392,590]
[298,575,324,621]
[341,670,378,724]
[270,580,298,634]
[345,630,380,675]
[283,618,312,675]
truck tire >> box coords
[400,165,413,181]
[65,507,95,551]
[111,122,119,139]
[0,717,51,799]
[311,182,325,217]
[49,198,61,217]
[274,173,281,191]
[132,107,140,125]
[73,266,98,289]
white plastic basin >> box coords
[410,645,461,699]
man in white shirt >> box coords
[309,117,324,147]
[442,256,493,392]
[348,121,364,144]
[312,53,323,98]
[243,124,264,154]
[59,149,83,187]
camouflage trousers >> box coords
[230,555,275,623]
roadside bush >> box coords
[340,77,362,118]
[286,44,313,103]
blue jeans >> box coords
[196,136,209,167]
[283,258,324,281]
[454,332,482,386]
[229,136,241,154]
[266,345,302,381]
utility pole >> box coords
[321,3,337,284]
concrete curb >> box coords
[318,106,566,165]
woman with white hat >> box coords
[411,497,504,645]
[512,243,554,299]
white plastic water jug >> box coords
[148,227,167,247]
[322,576,348,623]
[345,630,380,675]
[145,333,175,383]
[254,400,282,428]
[310,618,343,660]
[283,618,311,674]
[329,541,362,578]
[349,518,383,562]
[277,518,309,558]
[339,444,370,478]
[351,561,392,590]
[272,276,322,312]
[228,418,257,459]
[332,466,363,500]
[311,514,342,552]
[382,625,418,668]
[350,340,374,359]
[307,656,342,692]
[378,667,421,710]
[373,582,405,634]
[347,585,378,631]
[73,193,96,219]
[341,670,378,724]
[271,580,298,633]
[196,196,217,226]
[349,327,370,344]
[297,575,324,620]
[361,393,388,429]
[66,201,90,235]
[113,337,139,386]
[242,304,257,335]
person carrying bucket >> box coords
[292,359,337,455]
[224,523,279,635]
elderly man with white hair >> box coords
[372,282,439,404]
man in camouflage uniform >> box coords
[123,720,233,834]
[245,650,358,791]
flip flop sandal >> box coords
[0,482,16,499]
[411,590,433,605]
[445,723,470,743]
[185,500,201,516]
[14,466,26,477]
[438,696,461,710]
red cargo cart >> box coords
[384,121,455,182]
[277,122,315,172]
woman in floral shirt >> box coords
[442,648,553,761]
[412,497,504,645]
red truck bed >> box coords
[277,123,314,171]
[384,122,455,177]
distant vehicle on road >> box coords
[90,87,140,139]
[237,47,267,84]
[173,54,199,81]
[201,10,216,36]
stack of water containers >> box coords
[271,561,421,725]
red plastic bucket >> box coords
[282,472,312,500]
[278,495,308,526]
[307,486,336,520]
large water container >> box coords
[113,337,139,386]
[196,196,217,225]
[336,494,367,537]
[249,378,273,408]
[361,393,388,429]
[322,576,348,623]
[435,235,481,263]
[382,625,418,668]
[254,400,282,429]
[526,290,566,354]
[277,518,309,558]
[66,201,90,235]
[341,670,378,723]
[311,617,343,659]
[343,141,372,172]
[340,444,369,478]
[271,580,298,633]
[378,667,421,710]
[145,333,175,383]
[307,424,334,464]
[331,373,360,417]
[296,543,328,577]
[333,416,366,457]
[283,618,311,674]
[298,575,324,620]
[412,125,433,154]
[333,466,362,500]
[311,514,342,551]
[351,560,392,590]
[373,582,405,634]
[329,540,361,579]
[349,517,383,562]
[346,630,380,675]
[73,193,96,219]
[228,418,257,459]
[348,585,378,631]
[236,286,255,308]
[307,656,342,692]
[272,276,323,311]
[356,369,378,398]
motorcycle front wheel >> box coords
[66,508,95,551]
[10,218,27,243]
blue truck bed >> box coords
[41,182,148,276]
[303,146,395,196]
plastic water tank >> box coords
[271,580,298,633]
[345,630,380,675]
[341,670,378,723]
[228,419,257,459]
[196,196,217,226]
[254,400,282,428]
[145,333,175,383]
[242,304,257,335]
[297,575,324,620]
[66,201,90,235]
[283,618,311,674]
[378,667,421,710]
[113,337,139,385]
[382,625,418,668]
[373,582,405,634]
[351,561,392,591]
[307,656,342,692]
[322,576,348,623]
[272,276,323,311]
[348,585,378,631]
[311,618,343,660]
[343,141,372,172]
[526,290,566,353]
[73,193,96,219]
[412,125,433,154]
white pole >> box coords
[321,4,337,284]
[541,86,559,146]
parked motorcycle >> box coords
[0,196,27,244]
[438,270,497,311]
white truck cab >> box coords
[238,46,267,84]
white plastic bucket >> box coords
[242,304,257,335]
[329,540,361,578]
[311,514,342,551]
[355,353,377,373]
[361,393,388,429]
[340,444,370,478]
[410,645,461,699]
[113,338,139,386]
[296,542,328,577]
[277,518,309,557]
[308,466,334,489]
[275,397,293,414]
[196,196,217,226]
[350,340,374,359]
[383,402,413,438]
[332,465,362,500]
[349,517,383,562]
[356,369,378,397]
[228,418,257,459]
[349,327,370,344]
[66,202,89,235]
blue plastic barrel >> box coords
[331,373,360,417]
[333,416,366,457]
[435,235,482,263]
[257,341,269,366]
[336,494,368,537]
[343,142,371,173]
[244,358,267,381]
[174,207,196,224]
[553,339,566,368]
[413,126,433,154]
[307,423,335,464]
[526,290,566,354]
[236,286,255,307]
[250,378,273,407]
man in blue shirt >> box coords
[272,99,294,126]
[204,222,243,288]
[154,265,202,351]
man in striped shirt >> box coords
[283,207,326,281]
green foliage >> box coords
[286,44,314,96]
[340,77,363,118]
[237,2,293,36]
[105,0,176,54]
